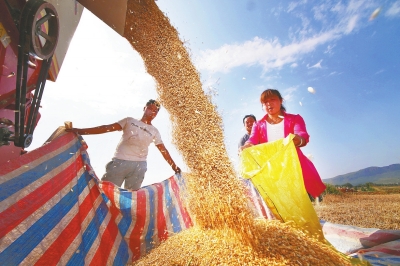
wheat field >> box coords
[314,193,400,230]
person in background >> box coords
[66,99,181,190]
[238,114,256,152]
[240,89,325,198]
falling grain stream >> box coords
[123,0,355,265]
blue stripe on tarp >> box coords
[100,192,110,204]
[164,179,181,233]
[0,141,81,201]
[0,171,89,265]
[352,254,400,266]
[144,186,156,253]
[118,190,133,236]
[66,196,109,266]
[79,141,91,165]
[113,235,129,266]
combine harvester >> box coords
[1,0,399,265]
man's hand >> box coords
[240,142,253,152]
[172,165,181,174]
[65,128,79,133]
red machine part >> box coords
[0,0,44,164]
[0,0,126,166]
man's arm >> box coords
[239,141,254,152]
[66,123,122,135]
[155,143,181,173]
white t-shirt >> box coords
[266,120,284,142]
[113,117,163,161]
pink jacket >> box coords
[247,113,326,197]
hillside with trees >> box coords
[323,164,400,186]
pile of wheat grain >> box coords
[135,220,354,266]
[124,0,255,240]
[123,0,354,265]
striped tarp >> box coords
[1,132,399,266]
[0,133,192,265]
[242,178,275,220]
[321,221,400,265]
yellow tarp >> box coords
[240,134,368,265]
[240,134,325,241]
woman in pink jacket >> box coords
[241,89,326,198]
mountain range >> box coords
[323,164,400,186]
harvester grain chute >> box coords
[0,0,129,165]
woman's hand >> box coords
[293,134,305,147]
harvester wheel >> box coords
[24,0,59,60]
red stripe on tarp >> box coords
[89,213,119,266]
[0,156,84,239]
[0,133,76,175]
[154,183,168,242]
[244,184,267,218]
[34,184,101,266]
[359,247,400,256]
[170,176,192,228]
[100,182,120,222]
[324,226,377,240]
[362,232,400,246]
[129,190,147,261]
[256,195,268,217]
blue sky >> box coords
[30,0,400,186]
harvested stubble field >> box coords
[314,193,400,230]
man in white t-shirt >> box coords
[66,100,181,190]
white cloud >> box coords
[308,59,323,69]
[195,30,339,74]
[345,15,359,34]
[386,1,400,17]
[195,0,381,75]
[331,2,345,13]
[328,71,338,76]
[287,0,308,13]
[324,44,335,54]
[282,86,298,102]
[312,3,330,22]
[347,0,365,12]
